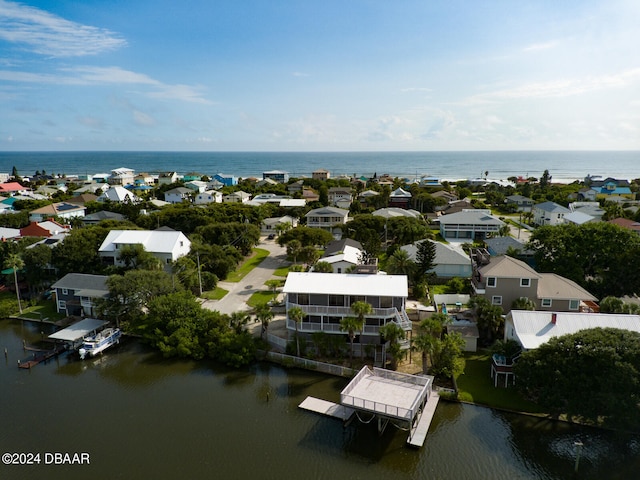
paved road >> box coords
[201,238,289,316]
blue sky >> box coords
[1,0,639,151]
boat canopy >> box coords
[49,319,107,342]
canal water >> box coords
[1,319,639,480]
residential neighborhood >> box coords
[2,164,640,434]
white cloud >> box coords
[468,68,640,102]
[133,110,155,127]
[0,0,126,57]
[522,41,558,52]
[0,65,212,104]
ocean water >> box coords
[0,150,638,183]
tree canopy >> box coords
[528,222,640,298]
[515,327,640,429]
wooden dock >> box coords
[18,346,66,369]
[407,389,440,448]
[298,396,355,421]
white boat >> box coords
[78,328,122,359]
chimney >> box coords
[551,313,557,325]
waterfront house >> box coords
[108,167,135,186]
[437,210,504,240]
[505,195,534,212]
[435,199,474,215]
[282,272,411,347]
[51,273,109,317]
[401,239,472,278]
[263,170,289,183]
[532,201,569,227]
[301,188,320,203]
[576,187,598,202]
[312,169,330,180]
[255,178,279,188]
[305,206,349,238]
[97,185,140,204]
[98,229,191,269]
[471,252,597,313]
[287,180,304,194]
[158,172,179,185]
[164,187,193,204]
[563,211,597,225]
[194,190,222,205]
[68,193,98,206]
[134,173,155,186]
[0,226,20,240]
[358,189,380,205]
[504,310,640,350]
[29,202,86,222]
[388,187,412,209]
[328,187,353,209]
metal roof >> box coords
[49,319,107,342]
[283,272,408,297]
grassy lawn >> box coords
[247,290,275,309]
[272,266,290,277]
[201,287,228,301]
[429,284,449,295]
[20,301,65,322]
[456,352,547,414]
[226,248,270,283]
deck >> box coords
[298,396,355,421]
[407,389,440,447]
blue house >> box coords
[213,173,238,186]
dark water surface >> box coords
[1,319,639,480]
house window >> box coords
[569,299,579,310]
[297,294,309,305]
[58,300,66,310]
[62,288,68,295]
[492,296,502,305]
[486,277,496,288]
[541,298,552,307]
[380,297,392,308]
[337,268,342,273]
[520,278,530,287]
[329,295,344,307]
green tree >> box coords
[118,244,162,271]
[51,226,110,276]
[228,311,250,334]
[515,328,640,428]
[340,316,364,367]
[351,301,373,328]
[415,239,436,280]
[277,226,334,248]
[288,306,306,357]
[511,297,536,311]
[97,269,176,328]
[379,321,406,370]
[299,245,320,266]
[264,279,282,303]
[286,239,302,264]
[313,261,333,273]
[430,332,465,383]
[529,222,640,297]
[469,296,504,344]
[254,303,274,339]
[386,249,416,279]
[4,253,24,313]
[22,244,53,295]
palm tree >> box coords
[254,304,274,339]
[4,253,24,313]
[512,297,536,311]
[386,249,416,280]
[229,311,250,334]
[379,321,406,370]
[340,316,364,368]
[350,301,372,358]
[412,333,435,375]
[288,306,306,357]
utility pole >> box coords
[196,251,203,296]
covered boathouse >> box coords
[341,366,438,447]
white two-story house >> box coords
[282,272,411,349]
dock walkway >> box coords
[407,389,440,447]
[298,396,355,421]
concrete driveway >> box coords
[200,237,289,316]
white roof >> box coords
[283,272,408,297]
[49,319,107,342]
[320,245,362,266]
[99,229,189,255]
[508,310,640,350]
